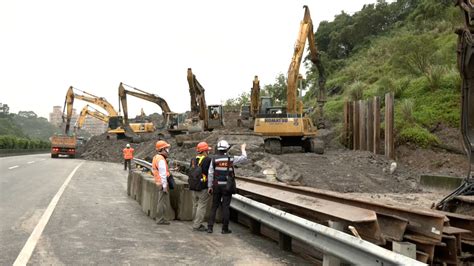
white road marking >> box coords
[13,162,84,266]
[8,165,19,170]
[27,161,35,164]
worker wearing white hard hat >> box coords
[122,143,134,171]
[207,140,247,234]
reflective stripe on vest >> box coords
[152,154,169,185]
[195,155,207,182]
[123,148,134,159]
[213,155,233,182]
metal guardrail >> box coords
[133,158,152,169]
[231,194,424,266]
[133,158,424,265]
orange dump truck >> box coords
[50,135,77,158]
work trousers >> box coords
[192,189,211,229]
[156,187,170,224]
[208,185,232,230]
[124,159,131,170]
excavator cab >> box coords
[207,105,224,130]
[259,96,274,115]
[108,116,124,132]
[240,105,250,120]
[164,112,189,134]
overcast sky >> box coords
[1,0,381,120]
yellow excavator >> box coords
[119,82,187,133]
[63,86,152,139]
[74,104,108,131]
[187,68,224,131]
[118,82,185,133]
[238,76,260,129]
[254,5,325,154]
[64,86,124,135]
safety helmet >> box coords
[196,142,212,152]
[217,140,230,151]
[155,140,170,151]
[126,144,130,148]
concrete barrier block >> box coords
[141,177,155,216]
[130,171,140,200]
[150,185,175,221]
[420,175,464,190]
[127,171,132,196]
[169,180,194,221]
[135,174,143,205]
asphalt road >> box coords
[1,154,307,265]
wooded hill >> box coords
[304,0,462,147]
[0,112,59,149]
[256,0,462,147]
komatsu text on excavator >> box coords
[254,6,325,154]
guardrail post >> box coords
[392,241,416,259]
[279,232,292,252]
[250,218,261,235]
[323,221,344,266]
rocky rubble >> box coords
[81,122,422,194]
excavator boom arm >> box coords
[187,68,208,128]
[118,82,172,126]
[435,0,474,210]
[63,86,119,135]
[75,105,108,129]
[287,6,326,118]
[251,76,260,117]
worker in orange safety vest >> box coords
[152,140,172,225]
[122,143,134,171]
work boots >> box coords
[221,227,232,234]
[207,226,213,234]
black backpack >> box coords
[188,157,205,191]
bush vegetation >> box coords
[301,0,462,148]
[0,112,58,149]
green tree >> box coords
[263,73,287,105]
[389,33,437,76]
[224,92,250,107]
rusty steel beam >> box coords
[437,210,474,241]
[236,176,445,241]
[237,179,385,245]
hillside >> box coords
[0,112,60,148]
[304,0,461,148]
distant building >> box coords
[49,105,107,135]
[81,117,108,135]
[0,103,9,115]
[18,111,38,118]
[49,106,78,127]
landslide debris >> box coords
[80,112,422,194]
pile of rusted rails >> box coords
[235,176,474,264]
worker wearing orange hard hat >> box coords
[188,142,213,232]
[152,140,173,225]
